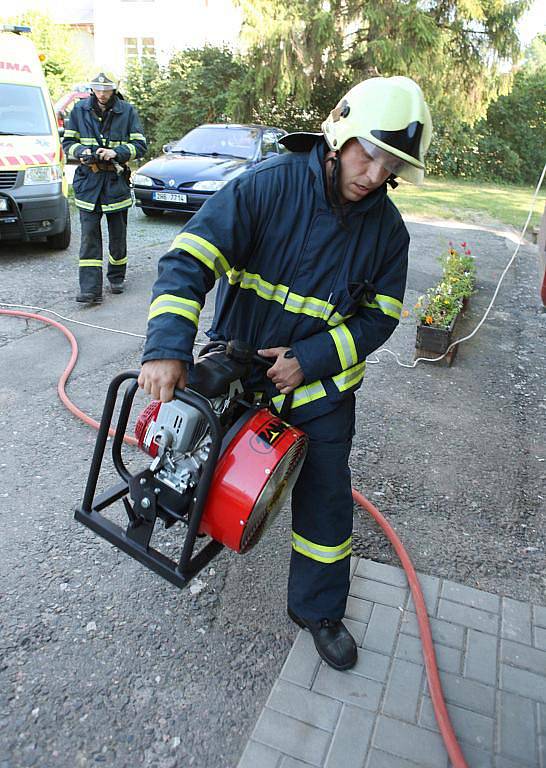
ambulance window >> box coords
[0,84,50,136]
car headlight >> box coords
[24,165,62,185]
[132,173,153,187]
[192,180,226,192]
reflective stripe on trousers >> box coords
[287,395,355,621]
[78,207,128,294]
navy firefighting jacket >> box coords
[143,140,409,424]
[62,95,146,212]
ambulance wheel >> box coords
[47,203,71,250]
[141,207,164,218]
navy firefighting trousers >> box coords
[78,206,128,295]
[288,395,356,621]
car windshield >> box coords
[0,84,51,136]
[171,127,260,160]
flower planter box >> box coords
[415,315,457,354]
[414,300,468,365]
[413,240,474,365]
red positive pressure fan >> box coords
[75,341,308,588]
[136,400,307,553]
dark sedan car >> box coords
[132,123,287,217]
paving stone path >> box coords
[238,558,546,768]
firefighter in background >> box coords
[63,73,147,303]
[139,77,432,671]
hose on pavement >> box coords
[1,306,468,768]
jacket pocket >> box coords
[327,281,376,325]
[106,173,131,202]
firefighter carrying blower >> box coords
[139,76,432,671]
[63,72,147,304]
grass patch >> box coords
[390,176,545,234]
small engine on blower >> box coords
[74,340,308,587]
[135,398,213,493]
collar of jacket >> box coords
[307,139,387,217]
[83,94,123,114]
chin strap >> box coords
[325,151,345,214]
[387,174,398,189]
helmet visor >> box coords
[357,138,419,178]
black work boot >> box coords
[76,292,103,304]
[109,279,125,294]
[288,607,357,671]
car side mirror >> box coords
[163,144,172,154]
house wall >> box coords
[7,0,242,78]
[93,0,241,76]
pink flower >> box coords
[465,249,471,255]
[461,241,467,247]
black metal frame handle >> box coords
[76,370,225,586]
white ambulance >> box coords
[0,25,71,248]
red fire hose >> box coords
[352,488,468,767]
[2,308,137,446]
[1,307,468,768]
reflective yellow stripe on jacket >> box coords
[148,294,202,328]
[228,269,339,322]
[329,324,357,370]
[272,361,366,414]
[228,269,288,305]
[102,199,133,212]
[332,361,366,392]
[170,244,401,328]
[362,293,402,320]
[171,233,230,278]
[227,268,401,324]
[68,144,84,160]
[74,197,96,211]
[292,531,352,563]
[272,380,327,413]
[74,197,132,212]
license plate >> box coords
[0,199,8,211]
[153,191,187,203]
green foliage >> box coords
[5,10,91,101]
[482,65,546,183]
[125,47,246,157]
[427,38,546,185]
[230,73,351,133]
[235,0,341,108]
[233,0,531,127]
[123,55,165,148]
[522,33,546,72]
[117,6,545,188]
[415,243,476,329]
[425,119,521,182]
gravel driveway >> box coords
[0,204,544,768]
